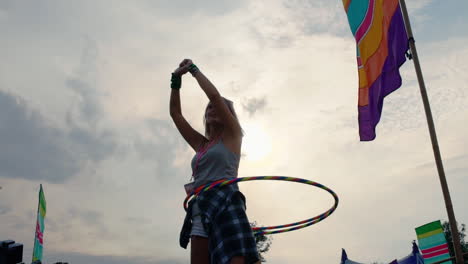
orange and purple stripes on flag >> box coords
[343,0,409,141]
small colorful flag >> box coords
[415,220,452,264]
[342,0,409,141]
[32,184,47,262]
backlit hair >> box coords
[203,97,243,139]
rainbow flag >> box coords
[32,184,47,262]
[415,220,452,264]
[342,0,409,141]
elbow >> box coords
[170,110,181,119]
[169,104,181,118]
[208,92,222,102]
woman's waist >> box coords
[193,172,237,185]
[186,175,238,195]
[192,164,238,178]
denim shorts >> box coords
[190,202,208,238]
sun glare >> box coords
[242,123,272,161]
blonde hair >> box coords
[203,97,243,138]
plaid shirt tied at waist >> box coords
[180,184,260,264]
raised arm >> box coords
[187,61,242,136]
[169,67,206,152]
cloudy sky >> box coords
[1,0,467,263]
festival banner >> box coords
[415,220,452,264]
[32,184,47,262]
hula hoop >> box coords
[183,176,339,235]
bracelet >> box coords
[188,64,200,77]
[171,73,181,90]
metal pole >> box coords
[398,1,464,263]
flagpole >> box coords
[398,1,464,263]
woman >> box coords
[170,59,260,264]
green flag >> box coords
[32,184,47,262]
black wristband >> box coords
[171,73,182,90]
[188,64,200,77]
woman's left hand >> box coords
[179,58,193,68]
[172,59,193,77]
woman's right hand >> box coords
[173,59,193,77]
[179,59,193,68]
[173,66,188,77]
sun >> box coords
[242,123,272,161]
